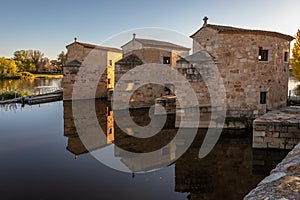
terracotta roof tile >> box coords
[64,60,82,67]
[115,54,143,65]
[190,24,294,41]
[66,41,122,53]
[121,38,190,51]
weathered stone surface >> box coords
[253,107,300,150]
[244,143,300,199]
[63,41,122,100]
[190,24,292,119]
[114,47,188,109]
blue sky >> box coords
[0,0,299,59]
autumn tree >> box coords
[39,57,52,72]
[30,50,44,72]
[57,51,66,71]
[292,30,300,80]
[13,50,47,72]
[0,57,18,77]
[13,50,34,72]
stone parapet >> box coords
[244,143,300,199]
[253,107,300,149]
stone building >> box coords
[177,17,294,119]
[114,34,190,109]
[63,38,122,100]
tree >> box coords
[57,51,66,72]
[0,57,17,77]
[13,50,46,72]
[13,50,32,72]
[30,50,44,72]
[292,30,300,80]
[39,57,52,72]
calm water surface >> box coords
[0,100,289,200]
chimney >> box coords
[74,37,78,42]
[203,16,208,27]
[133,33,136,40]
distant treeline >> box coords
[0,50,66,79]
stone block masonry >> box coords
[253,107,300,149]
[244,143,300,199]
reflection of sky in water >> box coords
[0,100,290,200]
[92,145,131,172]
[0,101,186,200]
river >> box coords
[0,99,290,200]
[0,78,62,94]
[0,77,298,199]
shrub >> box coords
[0,90,30,100]
[0,91,21,100]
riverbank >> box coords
[32,74,63,79]
[244,143,300,199]
[0,72,63,80]
[0,90,63,105]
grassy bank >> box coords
[0,72,63,80]
[0,90,29,100]
[33,74,63,79]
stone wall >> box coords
[244,143,300,199]
[66,43,93,63]
[253,107,300,149]
[124,48,174,67]
[63,62,108,100]
[114,48,183,109]
[192,28,291,118]
[63,43,122,100]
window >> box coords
[284,52,289,62]
[163,57,171,64]
[109,60,112,65]
[258,47,268,61]
[260,92,267,104]
[107,79,111,85]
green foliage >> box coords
[0,90,29,100]
[52,51,66,72]
[13,50,36,72]
[292,29,300,80]
[0,91,20,99]
[13,49,59,73]
[0,49,65,78]
[0,57,18,77]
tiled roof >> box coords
[64,60,82,67]
[66,41,122,53]
[177,50,216,64]
[190,24,294,41]
[122,38,190,51]
[115,54,143,65]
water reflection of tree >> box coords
[0,79,62,94]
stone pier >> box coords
[244,143,300,199]
[253,107,300,149]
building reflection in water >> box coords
[63,100,288,199]
[63,100,111,158]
